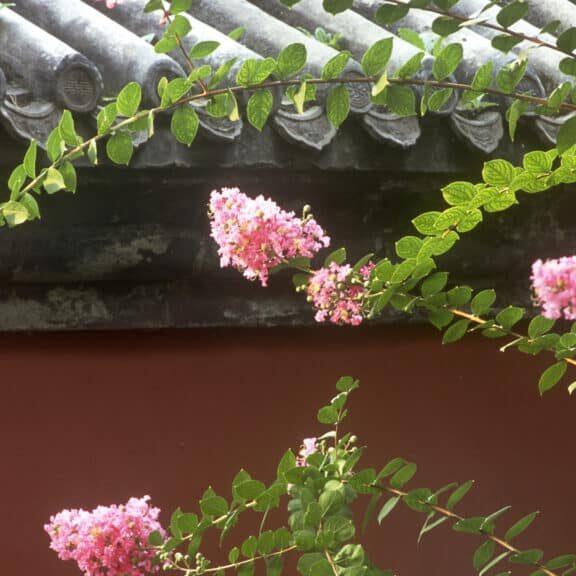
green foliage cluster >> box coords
[147,378,576,576]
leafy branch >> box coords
[379,0,576,62]
[7,66,574,227]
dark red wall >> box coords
[1,326,574,576]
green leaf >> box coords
[148,529,164,545]
[429,310,454,330]
[43,168,66,194]
[446,480,474,511]
[390,258,417,283]
[228,26,246,41]
[490,33,522,53]
[453,516,485,534]
[8,164,26,199]
[188,41,220,59]
[361,37,394,76]
[87,140,98,166]
[482,159,515,187]
[23,140,37,179]
[394,52,425,80]
[144,0,162,12]
[200,494,229,517]
[326,85,350,127]
[247,89,273,131]
[116,82,142,117]
[19,192,39,220]
[324,247,347,266]
[528,316,555,338]
[321,51,351,80]
[559,57,576,76]
[509,549,544,565]
[170,0,192,14]
[557,116,576,154]
[442,319,469,344]
[106,132,133,165]
[496,1,528,27]
[297,553,325,576]
[390,463,417,489]
[335,376,359,393]
[432,16,461,36]
[505,511,539,541]
[395,236,422,259]
[97,103,118,135]
[538,361,567,395]
[378,457,407,479]
[168,14,192,39]
[446,286,472,307]
[46,128,65,162]
[557,27,576,53]
[375,2,409,24]
[276,43,307,79]
[237,58,277,86]
[412,211,441,235]
[474,541,495,570]
[209,58,238,89]
[235,480,266,500]
[433,43,463,80]
[421,272,449,298]
[59,110,82,146]
[2,201,29,226]
[295,529,315,551]
[545,555,576,570]
[471,62,494,94]
[506,99,528,141]
[377,496,400,524]
[442,181,476,205]
[426,87,454,112]
[60,161,77,193]
[318,405,339,424]
[322,0,352,14]
[385,85,416,116]
[242,535,258,558]
[170,105,199,146]
[496,58,528,94]
[496,306,524,329]
[471,289,496,316]
[397,28,425,50]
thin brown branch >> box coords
[160,6,208,94]
[450,308,576,368]
[385,0,575,60]
[15,73,576,204]
[168,546,296,574]
[383,485,558,576]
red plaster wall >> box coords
[1,326,574,576]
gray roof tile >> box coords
[0,0,573,163]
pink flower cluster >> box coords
[45,496,164,576]
[532,256,576,320]
[209,188,330,286]
[306,262,373,326]
[296,437,318,467]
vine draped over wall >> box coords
[2,0,575,574]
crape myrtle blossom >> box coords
[296,437,318,467]
[306,262,374,326]
[209,188,330,287]
[45,496,164,576]
[531,256,576,320]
